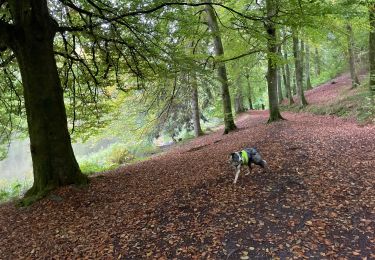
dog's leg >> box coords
[245,164,252,176]
[233,165,241,184]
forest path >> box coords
[0,76,374,259]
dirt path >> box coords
[0,75,374,259]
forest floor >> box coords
[0,73,374,259]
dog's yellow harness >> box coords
[241,150,249,165]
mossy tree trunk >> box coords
[205,0,236,133]
[5,0,88,202]
[347,24,360,89]
[265,0,284,123]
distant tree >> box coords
[314,47,321,76]
[277,46,284,103]
[281,31,294,105]
[190,71,204,137]
[293,31,308,107]
[305,43,313,90]
[245,73,254,110]
[346,24,361,88]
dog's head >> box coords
[229,152,242,167]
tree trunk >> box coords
[191,72,204,137]
[293,32,308,107]
[370,4,375,106]
[234,75,245,114]
[277,68,283,103]
[8,1,87,203]
[314,47,321,76]
[347,24,360,88]
[245,73,254,110]
[265,0,283,122]
[292,73,297,95]
[305,44,313,90]
[281,29,294,105]
[205,0,236,133]
[282,50,294,105]
[277,45,284,104]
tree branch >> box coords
[0,53,15,67]
[57,1,262,33]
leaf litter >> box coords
[0,74,374,259]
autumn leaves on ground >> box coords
[0,74,374,259]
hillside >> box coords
[283,73,374,124]
[0,75,374,259]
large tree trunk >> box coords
[347,24,360,88]
[293,33,308,107]
[305,44,313,90]
[191,73,204,137]
[205,0,236,133]
[370,4,375,106]
[265,0,283,122]
[8,1,87,203]
[245,73,254,110]
[314,47,321,76]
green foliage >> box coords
[78,143,135,175]
[0,179,31,203]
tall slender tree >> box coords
[277,47,284,103]
[346,24,360,88]
[281,32,294,105]
[293,31,308,107]
[245,73,254,110]
[305,43,313,90]
[314,47,321,76]
[204,0,237,133]
[265,0,283,122]
[190,72,204,137]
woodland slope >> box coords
[0,75,374,259]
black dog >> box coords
[230,148,267,184]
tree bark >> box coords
[191,72,204,137]
[293,32,308,107]
[314,47,321,76]
[6,1,87,203]
[305,44,313,90]
[265,0,283,122]
[205,0,236,133]
[370,4,375,106]
[347,24,360,88]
